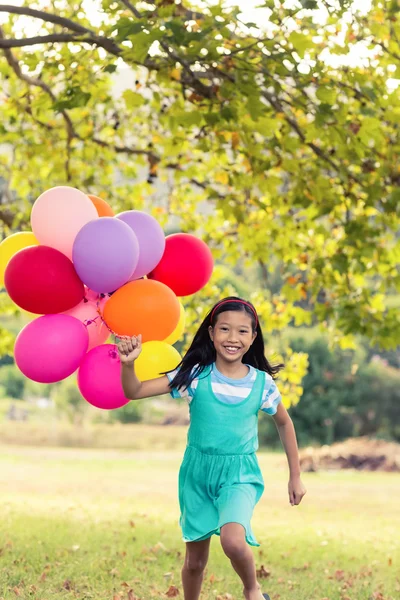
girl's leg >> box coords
[220,523,264,600]
[181,537,212,600]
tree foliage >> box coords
[0,0,399,371]
[259,332,400,447]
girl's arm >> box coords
[272,403,301,477]
[272,403,307,505]
[117,335,172,400]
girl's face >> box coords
[208,310,257,363]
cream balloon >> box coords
[135,341,181,382]
[31,186,98,259]
[0,231,38,287]
[164,301,186,345]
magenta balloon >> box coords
[116,211,165,279]
[14,315,89,383]
[72,218,139,293]
[77,344,129,410]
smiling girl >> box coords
[117,296,306,600]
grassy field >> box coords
[0,442,399,600]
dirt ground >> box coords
[299,436,400,472]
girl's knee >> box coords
[183,540,210,575]
[183,554,208,574]
[220,532,247,560]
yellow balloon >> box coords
[135,341,181,382]
[0,232,39,287]
[164,302,186,345]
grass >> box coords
[0,443,399,600]
[0,420,189,450]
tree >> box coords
[0,1,399,409]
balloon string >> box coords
[83,316,100,327]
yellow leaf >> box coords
[170,68,181,80]
[215,171,229,185]
[231,131,240,149]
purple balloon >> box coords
[72,218,139,293]
[116,210,165,279]
[14,314,89,383]
[78,344,129,410]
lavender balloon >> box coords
[72,217,139,293]
[116,210,165,279]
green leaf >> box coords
[115,17,144,41]
[288,31,313,57]
[300,0,318,8]
[53,87,91,111]
[165,20,188,44]
[316,87,337,104]
[256,117,279,137]
[123,90,145,108]
[103,64,117,73]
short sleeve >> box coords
[166,366,198,402]
[260,377,282,415]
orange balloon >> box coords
[88,194,115,217]
[103,279,180,341]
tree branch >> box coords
[0,32,123,56]
[0,5,92,34]
[0,6,122,56]
[0,26,75,139]
[118,0,142,19]
[0,26,156,164]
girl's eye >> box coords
[240,330,248,334]
[221,327,228,331]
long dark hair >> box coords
[167,296,285,392]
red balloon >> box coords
[148,233,213,296]
[5,246,84,314]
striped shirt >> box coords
[166,363,282,415]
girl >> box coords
[117,296,306,600]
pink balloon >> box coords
[63,294,110,351]
[84,287,100,302]
[77,344,129,410]
[14,315,89,383]
[31,186,98,259]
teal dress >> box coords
[178,366,266,546]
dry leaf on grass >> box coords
[335,570,345,580]
[165,585,180,597]
[256,565,271,578]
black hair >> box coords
[167,296,285,392]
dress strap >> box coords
[191,364,212,399]
[249,369,265,411]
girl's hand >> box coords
[288,475,307,506]
[117,335,142,365]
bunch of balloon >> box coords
[1,186,214,410]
